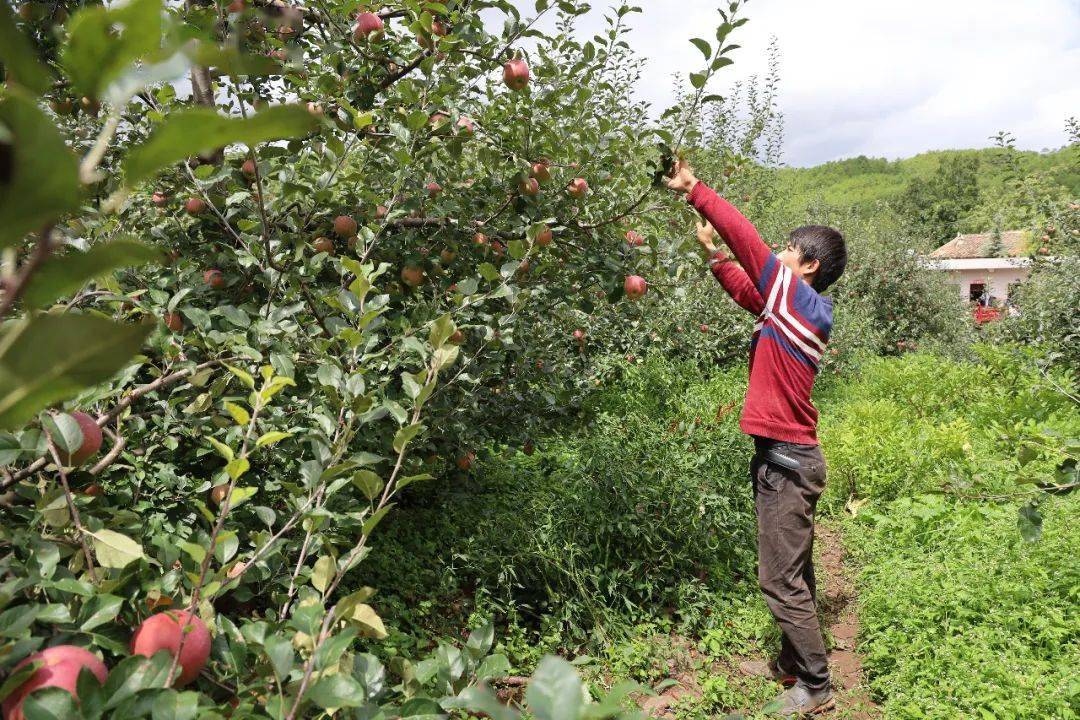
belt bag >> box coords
[762,447,801,471]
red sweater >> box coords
[688,182,833,445]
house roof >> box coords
[929,231,1030,259]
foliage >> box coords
[848,492,1080,719]
[0,0,757,716]
[896,154,981,245]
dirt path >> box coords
[815,521,878,719]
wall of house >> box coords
[943,266,1031,302]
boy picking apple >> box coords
[667,160,847,716]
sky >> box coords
[514,0,1080,167]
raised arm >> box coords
[667,161,774,289]
[695,221,764,315]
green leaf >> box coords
[224,364,256,390]
[341,603,387,639]
[225,458,250,481]
[0,90,82,248]
[206,437,234,462]
[429,313,456,349]
[307,673,366,709]
[689,72,707,89]
[448,685,517,720]
[88,529,144,568]
[525,656,584,720]
[1018,502,1043,542]
[178,542,206,564]
[689,38,712,60]
[0,2,52,93]
[23,239,163,308]
[78,594,124,631]
[351,470,384,501]
[21,686,78,720]
[396,473,433,492]
[61,0,165,99]
[223,401,250,426]
[263,634,294,682]
[361,504,394,536]
[124,105,320,184]
[255,431,292,448]
[311,555,336,594]
[0,314,150,430]
[393,423,424,453]
[478,263,500,282]
[150,689,200,720]
[43,413,83,456]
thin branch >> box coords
[0,226,54,321]
[46,432,98,583]
[89,425,126,476]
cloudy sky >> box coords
[518,0,1080,167]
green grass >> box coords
[847,494,1080,719]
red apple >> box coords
[456,451,476,471]
[401,265,425,287]
[313,237,335,255]
[535,225,553,247]
[700,324,709,333]
[164,312,183,333]
[625,230,644,247]
[502,58,530,91]
[529,161,551,183]
[425,181,442,198]
[353,12,384,41]
[306,101,323,116]
[203,269,225,289]
[333,215,357,238]
[624,275,647,300]
[375,205,389,219]
[240,159,257,178]
[440,248,456,264]
[151,192,168,207]
[57,411,102,467]
[523,440,534,456]
[474,232,489,247]
[432,20,449,37]
[49,98,74,115]
[519,177,540,196]
[456,116,475,135]
[130,611,212,687]
[490,241,505,257]
[572,329,585,342]
[210,484,229,506]
[429,112,449,127]
[1,646,107,720]
[449,329,464,344]
[185,197,206,215]
[567,177,588,198]
[227,0,245,12]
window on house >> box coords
[969,283,986,303]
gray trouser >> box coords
[751,437,830,691]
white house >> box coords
[925,231,1033,304]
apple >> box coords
[185,197,206,216]
[700,324,709,333]
[518,259,530,273]
[473,232,489,247]
[57,411,102,467]
[352,12,384,41]
[449,329,464,344]
[490,241,505,257]
[456,451,476,471]
[130,611,211,687]
[79,97,100,117]
[227,0,245,12]
[164,312,183,333]
[375,205,389,219]
[240,159,257,178]
[432,20,449,36]
[535,225,553,247]
[529,161,551,183]
[306,101,323,116]
[1,646,108,720]
[523,440,535,456]
[625,230,644,247]
[519,177,540,196]
[151,192,168,207]
[502,58,530,91]
[49,98,74,115]
[333,215,357,238]
[401,265,425,287]
[203,269,225,289]
[572,329,585,342]
[17,3,34,21]
[425,181,442,198]
[81,483,104,497]
[624,275,647,300]
[456,117,475,135]
[313,237,335,255]
[567,177,588,198]
[440,248,456,264]
[268,48,287,61]
[429,112,449,127]
[210,484,229,505]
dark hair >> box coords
[789,225,847,292]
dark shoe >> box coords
[737,659,797,687]
[762,684,835,717]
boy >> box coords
[666,161,847,716]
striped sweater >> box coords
[688,182,833,445]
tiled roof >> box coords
[929,231,1030,259]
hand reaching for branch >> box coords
[665,158,699,195]
[696,221,724,259]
